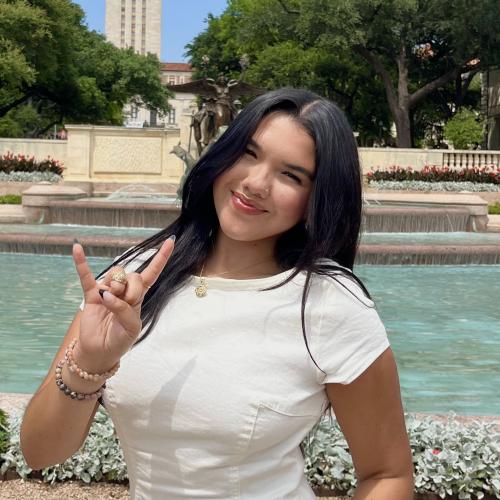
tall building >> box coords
[105,0,195,149]
[105,0,162,57]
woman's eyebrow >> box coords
[286,164,315,180]
[247,138,261,150]
[247,138,315,180]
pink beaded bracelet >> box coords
[55,359,105,401]
[64,339,120,382]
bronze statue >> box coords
[170,143,197,199]
[167,73,265,155]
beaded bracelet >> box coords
[55,359,105,401]
[64,339,120,382]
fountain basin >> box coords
[2,253,499,416]
[45,199,180,227]
[1,225,500,263]
[13,183,490,231]
[364,192,489,232]
[22,182,87,224]
[18,199,485,232]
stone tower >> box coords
[105,0,162,58]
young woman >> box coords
[20,88,413,499]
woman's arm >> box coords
[325,348,414,499]
[20,311,102,470]
[21,240,173,470]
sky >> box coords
[72,0,228,63]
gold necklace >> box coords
[195,259,277,298]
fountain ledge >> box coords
[1,233,500,264]
[0,233,143,257]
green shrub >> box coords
[0,195,22,204]
[0,152,64,176]
[443,108,485,150]
[489,203,500,215]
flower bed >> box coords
[0,152,64,183]
[1,409,499,499]
[368,180,500,192]
[367,165,500,192]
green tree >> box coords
[187,0,500,148]
[289,0,500,147]
[443,108,484,150]
[0,0,172,137]
[186,1,393,145]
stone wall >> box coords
[2,133,500,185]
[0,138,67,164]
[64,125,184,185]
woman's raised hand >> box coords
[72,236,175,373]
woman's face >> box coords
[213,112,316,244]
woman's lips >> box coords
[231,192,267,215]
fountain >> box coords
[37,183,181,229]
[104,183,179,203]
[1,184,500,417]
[0,182,499,263]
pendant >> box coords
[195,279,207,298]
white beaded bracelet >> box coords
[64,339,120,382]
[55,359,105,401]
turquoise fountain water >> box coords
[0,252,498,415]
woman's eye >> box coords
[244,148,257,158]
[283,171,302,184]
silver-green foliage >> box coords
[369,180,500,192]
[302,413,500,499]
[1,409,499,498]
[407,414,500,499]
[0,408,127,484]
[302,416,357,495]
[0,171,61,182]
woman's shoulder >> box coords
[311,258,375,310]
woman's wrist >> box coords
[59,362,105,395]
[55,341,120,396]
[72,342,120,376]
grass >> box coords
[0,195,21,204]
[489,203,500,215]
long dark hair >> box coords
[97,88,371,375]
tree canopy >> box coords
[187,0,500,147]
[0,0,172,137]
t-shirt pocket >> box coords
[246,400,321,456]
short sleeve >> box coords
[312,276,390,385]
[79,246,159,311]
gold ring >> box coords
[110,268,127,285]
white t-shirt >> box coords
[80,250,389,499]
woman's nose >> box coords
[243,173,271,198]
[242,166,271,199]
